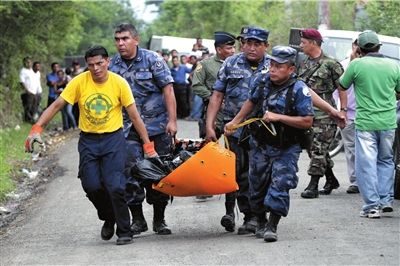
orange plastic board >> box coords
[152,142,238,196]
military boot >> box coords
[153,203,172,235]
[129,204,148,235]
[220,202,235,232]
[255,212,267,238]
[301,175,321,199]
[238,212,257,235]
[319,167,340,195]
[264,212,281,242]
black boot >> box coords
[319,167,340,195]
[255,212,267,239]
[301,175,321,199]
[237,212,257,235]
[264,212,281,242]
[153,203,171,235]
[129,204,148,235]
[220,202,235,232]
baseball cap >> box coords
[300,28,323,42]
[269,46,297,64]
[241,26,269,42]
[357,30,381,49]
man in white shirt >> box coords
[19,57,38,123]
[32,61,43,118]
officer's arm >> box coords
[265,112,313,129]
[229,100,255,126]
[125,103,151,144]
[162,83,178,136]
[206,91,224,132]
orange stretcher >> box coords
[152,141,238,196]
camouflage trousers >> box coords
[248,139,301,217]
[307,120,337,176]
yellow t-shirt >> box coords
[61,71,135,133]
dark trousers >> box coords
[125,133,172,206]
[78,129,132,237]
[225,135,251,214]
[21,93,38,123]
[173,83,190,118]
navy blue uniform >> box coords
[109,47,174,205]
[248,75,313,216]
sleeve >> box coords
[192,62,212,99]
[60,77,79,105]
[331,61,344,88]
[294,82,314,117]
[395,64,400,93]
[213,60,229,93]
[120,78,135,107]
[19,69,26,83]
[151,55,174,89]
[339,60,356,90]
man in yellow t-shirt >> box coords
[25,46,156,245]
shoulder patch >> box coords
[302,86,311,97]
[195,63,203,72]
[155,60,163,70]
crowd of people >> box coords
[24,23,399,246]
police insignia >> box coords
[195,63,203,72]
[302,86,311,97]
[155,60,162,69]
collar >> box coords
[114,47,143,64]
[364,52,385,58]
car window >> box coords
[322,36,399,63]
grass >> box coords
[0,123,31,202]
[0,111,63,203]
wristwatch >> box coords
[340,107,348,112]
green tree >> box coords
[363,0,400,37]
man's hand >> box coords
[224,122,237,136]
[205,127,218,142]
[329,110,347,129]
[143,141,159,158]
[165,121,177,137]
[25,124,44,153]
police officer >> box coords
[109,23,177,235]
[297,28,347,199]
[192,31,236,139]
[206,26,270,234]
[25,46,156,245]
[225,46,314,242]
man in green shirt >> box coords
[192,31,236,139]
[339,30,400,218]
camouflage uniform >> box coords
[109,47,174,206]
[297,53,343,176]
[248,74,314,217]
[192,54,225,137]
[213,52,270,219]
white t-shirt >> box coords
[19,67,37,94]
[32,71,42,94]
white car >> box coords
[319,29,400,63]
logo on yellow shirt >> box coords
[84,93,112,125]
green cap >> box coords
[358,30,381,49]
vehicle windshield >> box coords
[322,36,400,63]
